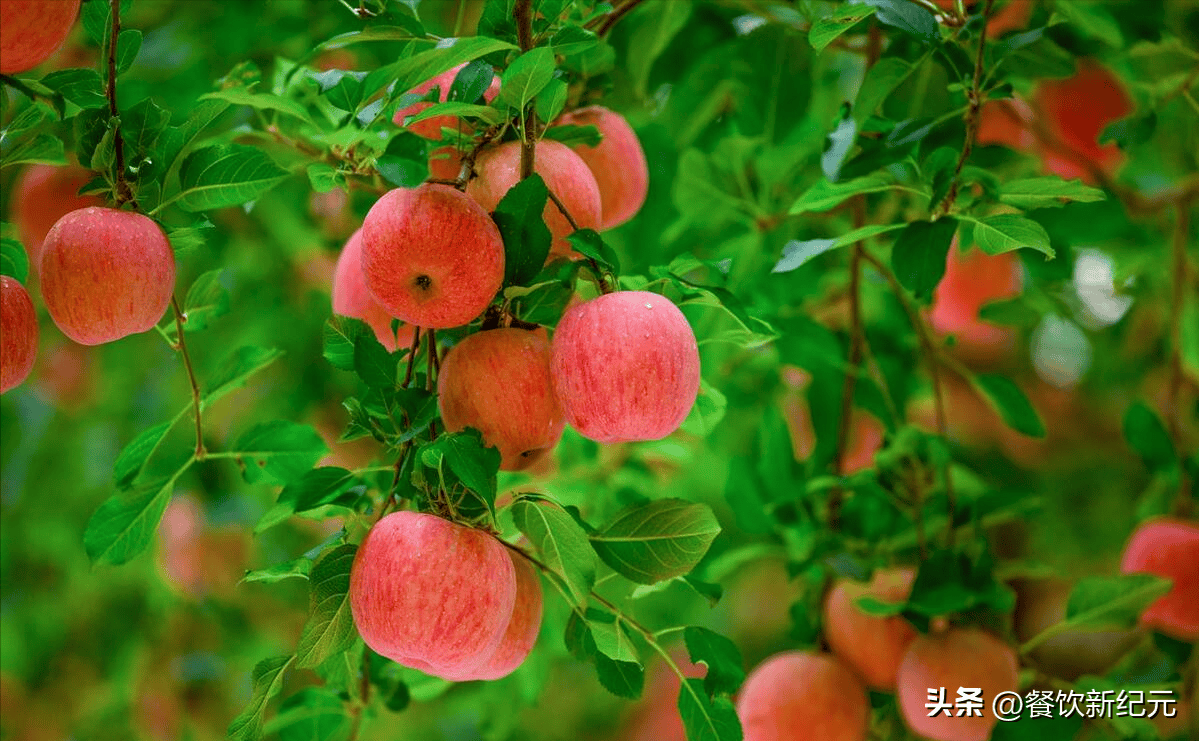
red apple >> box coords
[550,291,700,443]
[437,327,565,470]
[332,228,415,351]
[1,276,38,394]
[896,627,1019,741]
[0,0,80,74]
[360,184,504,329]
[33,339,95,409]
[736,651,871,741]
[556,106,649,229]
[977,98,1036,151]
[823,567,917,690]
[392,63,501,140]
[928,240,1021,361]
[466,140,602,259]
[444,550,543,681]
[1119,518,1199,641]
[39,207,176,345]
[10,164,102,271]
[932,0,1030,37]
[348,511,517,679]
[1033,60,1133,184]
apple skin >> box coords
[1033,60,1132,184]
[428,145,464,181]
[332,228,415,352]
[349,511,517,679]
[977,98,1036,151]
[392,63,501,140]
[437,327,565,471]
[928,240,1021,361]
[556,106,649,230]
[1120,518,1199,641]
[466,140,603,259]
[1,276,39,394]
[10,164,102,271]
[823,567,917,690]
[443,550,543,681]
[0,0,81,74]
[896,627,1019,741]
[39,207,176,346]
[361,184,504,329]
[736,651,871,741]
[550,291,700,443]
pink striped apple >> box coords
[10,164,102,272]
[736,651,871,741]
[557,106,649,229]
[40,207,176,346]
[1120,518,1199,641]
[392,63,501,140]
[361,184,504,329]
[444,550,543,681]
[1,276,38,394]
[0,0,80,74]
[332,229,415,351]
[550,291,700,443]
[823,567,917,689]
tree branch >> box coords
[106,0,136,208]
[934,0,993,218]
[170,297,205,458]
[1169,197,1195,517]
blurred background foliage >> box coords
[1,0,1198,740]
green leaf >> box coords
[203,346,284,406]
[116,29,141,73]
[971,373,1046,438]
[534,77,568,123]
[0,239,30,283]
[590,499,722,585]
[1,133,67,168]
[230,421,328,485]
[306,163,344,193]
[403,101,501,127]
[1122,401,1177,472]
[364,37,517,104]
[891,218,958,299]
[200,88,315,126]
[507,279,573,325]
[551,25,599,57]
[809,6,877,53]
[375,131,428,188]
[1065,574,1173,628]
[85,465,190,566]
[1053,3,1124,48]
[511,499,597,608]
[112,421,173,489]
[542,123,602,148]
[862,0,939,44]
[854,57,913,125]
[564,613,644,699]
[296,545,358,668]
[156,98,231,181]
[419,431,501,506]
[179,269,229,333]
[323,317,369,372]
[493,173,551,286]
[789,174,895,215]
[684,627,745,697]
[40,69,107,109]
[680,380,727,437]
[966,214,1055,259]
[678,678,743,741]
[353,331,398,389]
[499,47,556,110]
[566,229,620,274]
[241,558,313,585]
[998,177,1106,210]
[263,687,352,741]
[227,655,294,741]
[176,144,289,212]
[256,467,361,534]
[626,0,691,96]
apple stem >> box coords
[106,0,138,209]
[170,296,205,459]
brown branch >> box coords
[170,297,205,458]
[590,0,649,37]
[401,326,421,388]
[106,0,136,208]
[425,328,438,438]
[934,0,993,218]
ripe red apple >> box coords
[10,164,102,271]
[1033,60,1133,184]
[1119,518,1199,641]
[437,327,565,471]
[736,651,871,741]
[429,145,464,181]
[33,339,95,409]
[0,0,80,74]
[556,106,649,229]
[466,140,602,259]
[550,291,700,443]
[332,228,415,351]
[392,63,501,140]
[896,627,1019,741]
[40,207,176,345]
[361,184,504,329]
[1,276,38,394]
[977,98,1036,151]
[928,240,1021,361]
[444,550,543,681]
[349,511,517,679]
[823,567,917,690]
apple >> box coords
[896,627,1019,741]
[437,327,565,471]
[361,184,504,329]
[550,291,700,443]
[823,567,917,690]
[1,276,38,394]
[928,240,1021,361]
[736,651,871,741]
[466,140,602,259]
[1119,518,1199,641]
[307,187,356,240]
[10,164,102,271]
[156,494,251,600]
[332,228,416,351]
[977,98,1036,151]
[0,0,81,74]
[933,0,1030,38]
[33,339,95,409]
[556,106,649,229]
[392,62,501,140]
[349,511,517,679]
[443,549,543,681]
[39,207,176,346]
[1033,60,1132,184]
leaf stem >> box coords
[401,327,421,388]
[934,0,993,218]
[106,0,136,208]
[171,296,205,459]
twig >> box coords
[425,328,438,439]
[106,0,136,208]
[401,327,420,388]
[589,0,649,36]
[170,297,205,458]
[1169,197,1195,516]
[934,0,993,218]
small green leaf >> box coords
[241,558,313,585]
[85,464,190,566]
[684,627,745,696]
[176,144,289,212]
[499,47,556,110]
[542,123,602,148]
[323,317,369,372]
[626,0,691,96]
[680,380,727,437]
[566,229,620,273]
[0,239,30,283]
[353,331,398,389]
[40,68,107,109]
[419,431,501,506]
[998,177,1106,210]
[971,373,1046,438]
[203,346,284,406]
[112,420,173,489]
[1065,574,1173,628]
[200,88,315,126]
[966,214,1055,259]
[891,218,958,299]
[1122,401,1177,472]
[179,269,229,333]
[678,678,743,741]
[789,174,895,215]
[863,0,939,44]
[590,499,721,585]
[227,655,294,741]
[306,163,344,193]
[809,6,877,53]
[511,499,597,608]
[230,421,329,485]
[493,173,551,286]
[262,687,352,741]
[296,545,358,668]
[403,101,501,127]
[116,29,141,73]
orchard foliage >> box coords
[1,1,1197,741]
